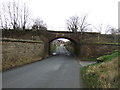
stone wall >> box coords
[2,30,43,40]
[66,46,75,55]
[80,44,119,59]
[2,40,46,71]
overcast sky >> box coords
[0,0,119,33]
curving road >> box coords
[2,46,83,88]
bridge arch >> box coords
[48,37,78,55]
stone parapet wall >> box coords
[80,44,119,59]
[2,39,45,71]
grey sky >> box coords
[0,0,119,33]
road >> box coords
[2,46,83,88]
[56,45,71,55]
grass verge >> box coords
[81,50,120,88]
[2,56,43,71]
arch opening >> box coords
[49,37,77,56]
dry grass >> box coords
[2,56,43,71]
[98,57,119,88]
[81,56,119,88]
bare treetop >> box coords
[79,13,90,32]
[0,0,30,30]
[66,13,90,33]
[67,16,79,32]
[32,18,47,30]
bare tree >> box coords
[0,11,4,29]
[0,4,9,29]
[32,18,47,30]
[105,25,112,34]
[94,24,104,41]
[0,0,30,30]
[66,14,90,38]
[20,3,30,30]
[110,28,117,34]
[7,0,20,29]
[66,16,79,33]
[97,24,103,33]
[105,24,112,34]
[79,14,90,35]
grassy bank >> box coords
[83,50,119,62]
[81,51,120,88]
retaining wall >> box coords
[2,39,46,71]
[80,44,119,59]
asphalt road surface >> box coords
[2,46,83,88]
[56,45,71,55]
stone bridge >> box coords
[44,31,82,55]
[2,30,119,58]
[39,30,102,56]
